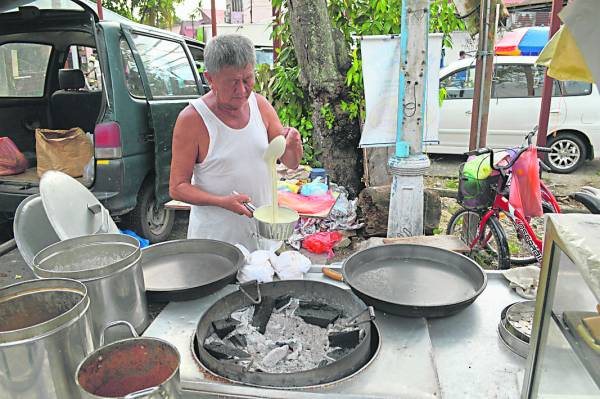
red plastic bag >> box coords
[0,137,28,176]
[509,146,542,218]
[278,190,336,216]
[302,232,343,258]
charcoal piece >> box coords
[274,295,292,310]
[204,342,250,360]
[327,347,351,361]
[261,345,289,368]
[296,301,342,328]
[328,329,360,349]
[212,317,240,339]
[318,359,329,368]
[252,296,276,334]
[228,333,247,348]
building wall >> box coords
[226,0,272,24]
[202,22,272,46]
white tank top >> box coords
[187,92,271,251]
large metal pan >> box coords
[141,239,244,302]
[336,244,487,318]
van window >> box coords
[0,43,52,97]
[120,39,145,97]
[532,65,561,97]
[131,34,199,97]
[440,66,476,99]
[493,64,529,98]
[562,80,592,96]
[64,45,102,91]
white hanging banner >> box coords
[358,34,443,148]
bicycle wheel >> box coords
[500,201,556,266]
[447,208,511,270]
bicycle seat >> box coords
[573,190,600,214]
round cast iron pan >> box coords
[341,244,487,318]
[141,239,244,302]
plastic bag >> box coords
[300,178,328,196]
[303,231,343,258]
[120,229,149,248]
[0,137,28,176]
[278,190,336,216]
[271,251,311,280]
[235,245,275,283]
[509,146,543,218]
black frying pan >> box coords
[325,244,487,318]
[141,239,244,302]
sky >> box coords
[176,0,227,20]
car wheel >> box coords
[126,181,174,243]
[547,132,587,174]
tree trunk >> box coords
[287,0,363,196]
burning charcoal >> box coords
[296,301,342,328]
[274,295,292,310]
[252,296,276,334]
[327,347,351,361]
[228,334,247,348]
[212,318,240,339]
[261,345,289,368]
[328,329,360,349]
[204,342,250,360]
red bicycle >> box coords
[446,129,560,270]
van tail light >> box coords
[94,122,122,159]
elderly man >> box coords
[170,34,303,251]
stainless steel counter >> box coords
[144,269,525,398]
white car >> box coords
[427,56,600,173]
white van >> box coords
[427,56,600,173]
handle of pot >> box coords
[322,267,343,282]
[125,386,162,399]
[100,320,138,346]
[88,203,110,234]
[232,190,256,213]
[239,280,262,304]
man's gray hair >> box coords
[204,34,256,74]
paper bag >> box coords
[35,128,93,177]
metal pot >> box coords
[33,234,149,340]
[76,321,181,399]
[242,200,299,241]
[0,278,95,399]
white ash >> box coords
[213,302,364,374]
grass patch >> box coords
[445,179,459,190]
[432,227,443,235]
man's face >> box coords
[205,64,255,110]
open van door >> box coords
[122,28,202,205]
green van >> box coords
[0,0,206,242]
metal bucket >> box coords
[0,278,94,399]
[253,205,299,241]
[33,234,149,340]
[76,321,181,399]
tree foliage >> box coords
[259,0,464,166]
[101,0,184,29]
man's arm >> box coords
[256,94,303,169]
[169,105,253,217]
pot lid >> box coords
[39,171,119,239]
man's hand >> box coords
[281,127,303,169]
[220,193,253,217]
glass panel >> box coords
[64,45,102,91]
[0,43,52,97]
[533,65,561,97]
[131,34,199,97]
[440,66,475,99]
[562,80,593,96]
[120,39,145,98]
[493,64,530,98]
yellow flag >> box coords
[536,25,594,83]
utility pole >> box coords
[96,0,103,20]
[211,0,217,37]
[468,0,499,150]
[536,0,563,149]
[387,0,430,238]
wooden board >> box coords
[382,235,470,253]
[166,192,340,219]
[0,168,87,186]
